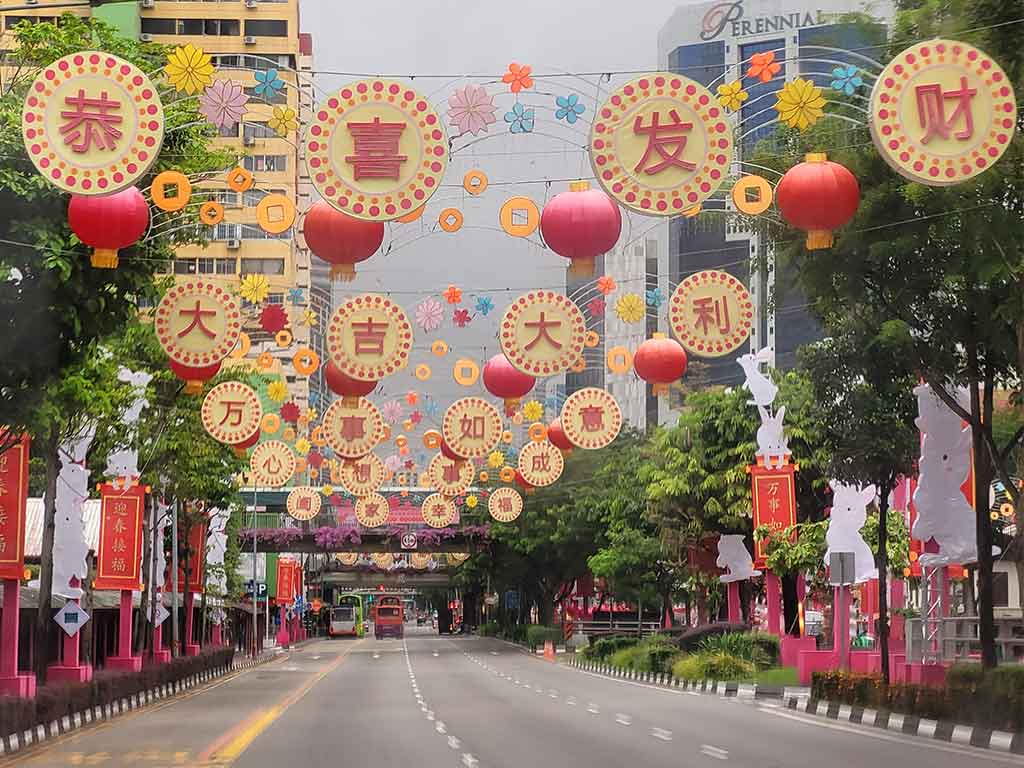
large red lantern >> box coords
[540,181,622,276]
[232,429,260,457]
[633,333,688,396]
[547,418,573,454]
[482,354,535,415]
[303,201,385,281]
[775,153,859,250]
[324,361,377,406]
[67,186,150,269]
[169,360,221,395]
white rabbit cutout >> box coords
[717,533,762,583]
[105,367,152,481]
[51,427,95,599]
[824,481,878,584]
[738,347,778,408]
[756,405,790,469]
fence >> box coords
[577,619,663,640]
[905,616,1024,664]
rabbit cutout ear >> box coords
[755,346,773,363]
[61,425,96,464]
[757,405,770,422]
[860,485,877,507]
[774,405,786,424]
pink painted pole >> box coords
[727,582,741,623]
[833,586,850,669]
[765,572,782,635]
[211,623,222,646]
[118,589,133,657]
[62,600,80,666]
[277,605,290,648]
[0,579,19,678]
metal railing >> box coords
[577,619,663,639]
[905,616,1024,664]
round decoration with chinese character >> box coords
[427,452,475,496]
[411,552,431,569]
[354,492,390,527]
[340,453,385,496]
[372,552,395,569]
[488,487,524,523]
[869,39,1016,186]
[442,397,503,459]
[21,51,165,195]
[516,441,564,487]
[421,493,457,528]
[335,552,359,566]
[305,79,449,222]
[589,73,733,216]
[448,552,470,565]
[201,382,263,445]
[327,294,412,381]
[322,397,385,459]
[668,270,752,357]
[559,387,622,450]
[154,281,242,368]
[249,440,296,488]
[286,487,322,522]
[499,291,586,377]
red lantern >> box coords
[633,333,688,396]
[547,418,573,454]
[775,153,859,250]
[67,187,150,269]
[540,181,622,276]
[232,429,260,457]
[303,201,385,282]
[324,361,377,406]
[514,470,536,496]
[440,439,467,462]
[482,354,535,415]
[169,360,221,395]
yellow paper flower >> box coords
[522,400,543,422]
[465,495,478,509]
[716,80,748,112]
[268,106,298,136]
[487,450,506,469]
[774,78,827,131]
[294,437,311,455]
[299,308,317,327]
[239,274,270,304]
[164,44,215,95]
[266,379,288,402]
[615,293,645,324]
[304,407,317,422]
[321,484,334,497]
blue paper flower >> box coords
[254,68,285,99]
[288,287,305,304]
[423,398,441,419]
[308,391,320,407]
[475,296,494,316]
[503,102,535,134]
[321,446,333,459]
[555,93,585,124]
[830,65,863,96]
[645,288,665,308]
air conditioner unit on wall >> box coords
[245,0,259,7]
[139,33,154,42]
[227,239,241,250]
[243,135,256,146]
[244,36,257,45]
[140,0,155,8]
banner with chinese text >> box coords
[275,558,296,604]
[0,434,29,580]
[94,483,145,591]
[750,464,797,569]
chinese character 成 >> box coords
[692,296,731,337]
[531,454,550,472]
[351,316,388,356]
[345,117,408,180]
[524,312,563,351]
[633,109,696,175]
[915,76,977,144]
[59,89,123,154]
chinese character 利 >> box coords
[692,296,732,337]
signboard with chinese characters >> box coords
[750,464,797,569]
[305,79,448,222]
[21,51,165,195]
[869,39,1016,186]
[249,440,296,488]
[488,487,523,523]
[340,454,385,496]
[286,487,322,522]
[589,73,733,216]
[669,270,753,358]
[154,281,242,369]
[275,558,296,603]
[427,452,474,496]
[201,382,262,445]
[94,483,145,591]
[516,441,564,487]
[422,493,457,529]
[499,291,586,377]
[327,294,412,381]
[442,397,503,459]
[355,492,390,528]
[559,387,622,450]
[322,397,385,459]
[165,515,206,594]
[0,434,29,580]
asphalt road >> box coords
[7,625,1023,768]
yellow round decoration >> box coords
[256,192,296,234]
[282,426,296,442]
[423,430,442,450]
[261,413,281,434]
[256,351,275,370]
[410,553,431,569]
[431,340,449,357]
[355,492,390,527]
[606,346,633,374]
[229,331,251,359]
[560,387,622,450]
[669,270,753,358]
[275,329,293,348]
[227,166,254,193]
[448,552,470,565]
[488,487,523,523]
[453,358,481,386]
[499,290,586,377]
[517,440,564,487]
[372,552,395,570]
[286,486,322,522]
[151,171,191,212]
[199,200,225,226]
[395,435,408,449]
[731,175,773,215]
[415,364,432,381]
[479,471,489,483]
[422,493,457,528]
[499,197,540,237]
[442,397,503,459]
[154,280,241,369]
[327,293,412,381]
[571,357,586,373]
[427,452,474,496]
[340,453,385,496]
[249,440,296,487]
[201,381,263,445]
[439,208,464,232]
[292,347,320,376]
[322,397,385,458]
[463,170,489,195]
[501,430,513,444]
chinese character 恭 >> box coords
[345,117,408,180]
[459,414,485,440]
[218,399,246,427]
[531,454,550,472]
[351,316,388,356]
[340,415,366,442]
[692,296,731,336]
[59,89,123,154]
[633,109,696,175]
[915,76,977,144]
[524,312,563,351]
[580,405,605,433]
[177,301,218,340]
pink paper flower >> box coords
[384,454,402,472]
[382,400,404,424]
[587,297,606,317]
[198,79,248,130]
[410,410,423,425]
[416,298,444,331]
[447,85,497,136]
[453,308,471,327]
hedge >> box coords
[525,625,562,650]
[0,647,235,738]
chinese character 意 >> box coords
[340,415,366,442]
[345,117,408,180]
[218,399,247,428]
[523,312,563,351]
[177,301,218,340]
[531,454,550,472]
[692,296,731,337]
[459,414,485,440]
[59,89,123,154]
[633,109,696,175]
[915,77,977,144]
[351,316,388,357]
[580,405,605,433]
[113,538,127,553]
[442,463,462,484]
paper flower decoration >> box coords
[443,285,462,304]
[410,410,423,425]
[307,450,324,469]
[239,274,270,304]
[587,297,606,317]
[268,105,298,136]
[260,304,288,333]
[466,495,479,509]
[488,450,506,469]
[406,391,419,406]
[475,296,494,316]
[382,400,404,424]
[774,78,826,131]
[384,454,402,472]
[555,94,585,124]
[716,80,748,112]
[747,51,781,83]
[522,400,543,421]
[294,437,311,455]
[453,309,471,327]
[280,402,300,423]
[504,103,535,134]
[304,407,317,422]
[596,275,617,295]
[830,65,863,96]
[321,484,334,497]
[267,380,288,402]
[447,85,498,136]
[299,308,317,327]
[288,287,305,304]
[502,62,534,93]
[645,288,665,308]
[164,44,214,95]
[254,68,285,99]
[416,298,444,331]
[615,293,645,324]
[198,79,248,130]
[423,398,441,419]
[256,351,274,370]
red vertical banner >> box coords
[751,464,797,569]
[0,434,29,580]
[94,484,145,591]
[275,559,294,603]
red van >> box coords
[374,595,404,639]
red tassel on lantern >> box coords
[775,153,860,250]
[67,187,150,269]
[303,201,385,282]
[540,181,622,277]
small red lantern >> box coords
[633,333,688,396]
[547,418,573,454]
[232,429,260,457]
[67,186,150,269]
[324,361,377,406]
[169,360,221,395]
[514,470,536,496]
[482,354,535,415]
[775,152,859,250]
[440,440,467,462]
[540,180,622,276]
[303,201,385,281]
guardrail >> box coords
[577,620,663,639]
[905,616,1024,663]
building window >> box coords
[993,571,1010,608]
[209,190,239,207]
[738,38,785,151]
[140,18,176,35]
[240,224,291,241]
[174,259,197,275]
[214,223,239,241]
[215,258,237,275]
[243,188,287,207]
[667,40,725,88]
[244,19,288,37]
[218,122,238,138]
[213,54,294,71]
[240,258,285,275]
[243,121,276,141]
[267,293,285,304]
[197,257,215,274]
[243,155,287,173]
[243,85,287,104]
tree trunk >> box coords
[135,495,152,655]
[782,573,799,636]
[972,372,998,667]
[538,587,555,626]
[34,425,60,681]
[876,481,892,685]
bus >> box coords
[374,595,404,639]
[329,593,364,638]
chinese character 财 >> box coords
[633,109,696,175]
[915,76,977,144]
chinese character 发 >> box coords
[580,405,604,433]
[499,497,512,512]
[633,109,696,175]
[340,415,366,442]
[351,316,388,356]
[915,77,977,144]
[524,311,563,352]
[59,89,123,154]
[531,454,550,472]
[459,414,485,440]
[692,296,731,336]
[345,117,408,180]
[177,300,218,339]
[218,399,246,427]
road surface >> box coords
[6,625,1022,768]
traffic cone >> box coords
[543,639,556,662]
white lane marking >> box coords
[280,665,300,672]
[447,735,462,750]
[524,683,532,689]
[372,653,380,659]
[587,703,600,714]
[311,655,321,660]
[490,651,499,656]
[514,679,520,685]
[566,696,577,706]
[549,690,559,699]
[462,754,479,768]
[651,727,673,742]
[420,704,428,712]
[700,745,729,760]
[426,710,435,721]
[433,651,439,657]
[615,713,633,726]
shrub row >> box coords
[525,625,563,649]
[0,648,235,738]
[477,621,499,637]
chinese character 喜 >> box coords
[59,89,123,154]
[692,296,731,337]
[351,316,388,356]
[523,312,563,351]
[345,117,408,180]
[633,109,696,175]
[915,77,977,144]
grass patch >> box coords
[753,667,800,686]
